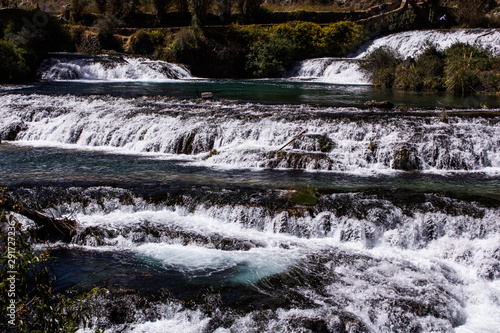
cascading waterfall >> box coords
[38,55,193,81]
[287,28,500,84]
[1,28,500,333]
[9,184,500,332]
[1,94,499,174]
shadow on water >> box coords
[4,80,500,107]
[1,144,499,200]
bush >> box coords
[363,42,500,95]
[445,60,481,95]
[130,30,154,54]
[321,21,365,54]
[0,40,30,83]
[94,13,123,38]
[0,209,104,331]
[359,46,402,88]
[387,8,417,32]
[71,0,89,23]
[246,32,296,77]
[268,21,365,58]
[444,43,491,95]
[452,0,490,27]
[394,43,446,91]
[172,27,201,57]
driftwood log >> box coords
[1,196,77,242]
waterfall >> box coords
[287,28,500,84]
[1,94,499,174]
[38,54,193,81]
[9,184,500,332]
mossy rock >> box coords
[291,187,318,206]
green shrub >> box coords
[445,60,481,95]
[0,210,104,331]
[394,43,446,91]
[71,0,89,23]
[0,40,30,83]
[387,8,417,32]
[267,21,365,58]
[359,46,402,88]
[94,13,123,38]
[172,27,202,57]
[321,21,365,54]
[395,64,423,91]
[246,32,296,77]
[3,10,71,55]
[271,21,323,53]
[444,43,491,95]
[130,30,154,54]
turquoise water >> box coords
[1,77,500,332]
[4,79,500,107]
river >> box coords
[1,29,500,332]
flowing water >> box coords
[287,28,500,85]
[1,29,500,332]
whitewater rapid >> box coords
[1,94,499,175]
[9,184,500,332]
[287,28,500,84]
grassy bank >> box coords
[359,42,500,95]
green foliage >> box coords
[0,10,70,83]
[363,42,500,95]
[444,43,492,95]
[359,46,402,88]
[130,29,154,54]
[153,0,173,24]
[0,209,104,331]
[246,31,296,77]
[445,59,481,95]
[94,13,123,37]
[0,40,30,83]
[321,21,365,54]
[187,0,213,27]
[238,21,364,77]
[239,0,264,20]
[387,8,417,32]
[172,27,202,57]
[290,186,318,206]
[267,21,365,57]
[3,10,71,55]
[394,44,446,91]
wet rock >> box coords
[1,121,26,141]
[393,147,422,171]
[265,151,334,170]
[364,100,394,109]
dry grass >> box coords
[261,0,389,13]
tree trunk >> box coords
[1,197,77,242]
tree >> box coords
[187,0,213,27]
[152,0,173,24]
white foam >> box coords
[136,243,298,283]
[39,56,193,82]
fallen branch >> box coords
[276,129,308,152]
[1,196,77,242]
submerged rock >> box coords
[364,100,394,108]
